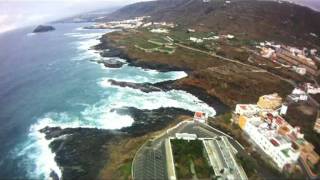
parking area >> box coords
[132,121,246,180]
[133,140,167,180]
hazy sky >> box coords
[0,0,320,34]
[0,0,149,33]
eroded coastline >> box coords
[40,29,229,179]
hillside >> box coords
[89,0,320,178]
[100,0,320,48]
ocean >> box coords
[0,23,216,179]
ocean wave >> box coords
[26,33,36,36]
[98,66,187,84]
[18,27,212,180]
[13,118,62,180]
[97,81,216,117]
[64,32,105,40]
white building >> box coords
[305,83,320,94]
[288,94,308,102]
[235,104,260,116]
[175,133,197,140]
[143,22,152,27]
[292,66,307,75]
[190,37,203,43]
[150,28,169,33]
[240,117,300,169]
[280,104,288,116]
[226,34,235,39]
[203,36,220,40]
[261,48,275,58]
[187,29,196,33]
[193,111,208,123]
[288,88,308,102]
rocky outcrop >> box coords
[40,107,193,179]
[33,25,55,33]
[115,107,193,135]
[108,79,162,93]
[41,127,121,180]
[107,79,229,114]
[91,58,125,68]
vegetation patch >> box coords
[171,139,213,179]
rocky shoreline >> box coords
[41,107,193,179]
[107,79,230,115]
[42,30,230,180]
[95,35,191,73]
[93,34,230,114]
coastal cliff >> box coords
[41,107,193,179]
[94,31,293,108]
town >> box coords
[86,10,320,180]
[234,93,319,178]
[130,91,319,179]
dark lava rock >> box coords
[40,107,193,179]
[50,170,59,180]
[39,126,63,140]
[154,81,230,115]
[92,59,125,68]
[33,25,55,33]
[94,36,188,72]
[41,127,123,180]
[109,79,162,93]
[99,49,122,57]
[115,107,193,136]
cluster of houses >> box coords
[87,16,176,31]
[258,42,320,76]
[203,0,231,4]
[145,21,175,28]
[287,83,320,103]
[189,34,235,43]
[87,16,149,29]
[233,93,319,175]
[150,28,169,34]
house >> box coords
[305,83,320,94]
[150,28,169,33]
[175,133,197,140]
[287,88,308,102]
[239,116,300,170]
[257,93,282,110]
[292,66,307,75]
[261,47,275,58]
[190,37,203,43]
[235,104,260,117]
[235,94,320,172]
[276,46,318,76]
[226,34,235,39]
[193,111,207,123]
[187,29,195,33]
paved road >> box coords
[132,121,245,180]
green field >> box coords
[171,139,213,179]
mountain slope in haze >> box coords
[100,0,320,47]
[290,0,320,11]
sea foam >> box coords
[20,26,214,180]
